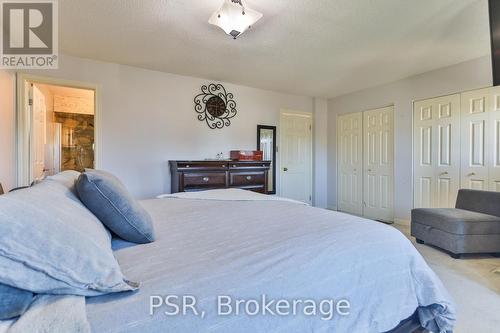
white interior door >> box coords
[363,106,394,221]
[32,85,46,181]
[461,88,491,191]
[337,112,363,215]
[413,99,435,208]
[490,99,500,191]
[44,122,63,176]
[53,123,62,174]
[413,94,460,208]
[434,95,461,207]
[486,87,500,191]
[280,112,312,204]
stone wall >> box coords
[54,112,94,172]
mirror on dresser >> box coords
[257,125,276,194]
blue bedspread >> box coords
[86,196,455,333]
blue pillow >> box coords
[0,284,34,320]
[76,169,155,244]
[0,178,137,296]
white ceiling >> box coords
[59,0,491,98]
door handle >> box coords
[468,172,476,177]
[283,167,288,172]
[439,171,449,176]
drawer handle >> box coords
[246,176,252,181]
[203,177,209,182]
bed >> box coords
[79,190,455,333]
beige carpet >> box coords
[393,224,500,333]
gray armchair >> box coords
[411,189,500,259]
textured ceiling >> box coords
[59,0,491,98]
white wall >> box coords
[1,54,322,200]
[0,70,15,192]
[327,56,493,221]
[313,98,328,208]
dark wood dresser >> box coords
[169,160,271,194]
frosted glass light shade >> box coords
[208,0,263,39]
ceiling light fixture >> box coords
[208,0,263,39]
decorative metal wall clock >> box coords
[194,83,237,129]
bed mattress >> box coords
[85,195,455,333]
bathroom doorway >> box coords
[17,75,98,185]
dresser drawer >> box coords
[229,172,265,186]
[229,162,270,169]
[183,172,227,187]
[177,162,227,170]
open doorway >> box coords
[31,83,95,180]
[18,76,97,184]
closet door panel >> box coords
[337,112,363,215]
[435,95,461,207]
[363,106,394,221]
[417,177,433,208]
[414,94,460,208]
[489,87,500,191]
[414,99,435,208]
[461,89,490,190]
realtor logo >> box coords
[1,0,58,68]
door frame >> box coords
[16,73,101,186]
[336,105,395,220]
[279,110,313,203]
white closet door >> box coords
[490,100,500,191]
[461,88,491,190]
[434,95,461,207]
[414,94,460,208]
[337,112,363,215]
[363,106,394,221]
[414,99,435,208]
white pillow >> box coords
[0,177,137,296]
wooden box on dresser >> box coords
[169,161,271,194]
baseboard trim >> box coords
[327,205,337,211]
[394,218,410,226]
